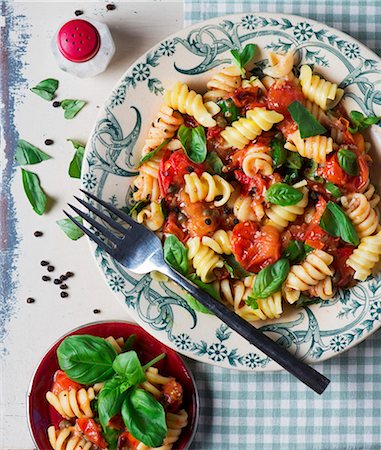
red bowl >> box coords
[27,321,199,450]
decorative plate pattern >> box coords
[82,13,381,371]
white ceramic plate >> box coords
[83,13,381,371]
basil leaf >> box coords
[348,110,380,133]
[178,125,207,163]
[304,160,319,180]
[206,151,224,174]
[185,273,221,315]
[102,427,121,450]
[163,234,189,276]
[270,138,287,168]
[252,259,290,299]
[129,200,150,219]
[266,183,303,206]
[98,376,127,429]
[218,99,239,124]
[223,254,252,278]
[337,148,359,176]
[325,182,342,198]
[122,334,136,352]
[112,351,145,385]
[231,44,256,75]
[319,201,359,246]
[56,217,84,240]
[288,100,327,138]
[67,139,85,178]
[61,99,86,119]
[15,139,51,165]
[160,198,169,220]
[121,388,167,448]
[245,292,258,310]
[286,152,303,170]
[283,240,312,264]
[30,78,59,101]
[57,335,117,384]
[138,138,171,167]
[295,293,322,308]
[283,168,300,185]
[21,169,47,215]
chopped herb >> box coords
[230,43,256,76]
[30,78,59,101]
[67,139,85,178]
[283,240,313,264]
[56,217,84,240]
[348,111,380,134]
[266,183,304,206]
[337,148,359,176]
[138,138,171,167]
[320,201,359,246]
[271,138,287,168]
[325,182,342,198]
[15,139,51,165]
[288,100,327,138]
[21,169,47,215]
[218,99,239,124]
[61,99,86,119]
[178,125,207,163]
[206,152,224,174]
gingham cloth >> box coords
[184,2,381,449]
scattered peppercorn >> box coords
[42,275,51,281]
[26,297,35,304]
[204,218,212,225]
[34,231,43,237]
[187,166,195,173]
[60,274,68,281]
[60,284,68,290]
[52,101,61,108]
[215,195,223,201]
[233,218,239,225]
[54,279,61,285]
[106,3,116,10]
[44,139,54,146]
[60,292,69,298]
[74,9,83,16]
[93,309,101,314]
[47,265,55,272]
[40,260,49,266]
[66,271,74,278]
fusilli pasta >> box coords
[265,187,308,230]
[347,231,381,281]
[184,172,233,206]
[308,276,334,300]
[136,202,165,231]
[48,425,94,450]
[231,193,265,222]
[285,131,334,163]
[242,143,273,176]
[341,193,378,238]
[202,230,232,254]
[187,237,224,282]
[203,65,242,102]
[46,387,95,420]
[263,51,294,79]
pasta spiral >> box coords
[299,65,344,110]
[221,107,284,149]
[203,65,242,102]
[308,276,334,300]
[46,387,95,420]
[347,231,381,281]
[202,230,232,254]
[104,336,125,353]
[136,202,165,231]
[304,100,331,126]
[241,76,268,94]
[263,51,294,78]
[133,173,160,202]
[142,105,184,155]
[48,426,94,450]
[164,82,216,127]
[242,143,273,176]
[284,249,334,303]
[265,187,308,230]
[361,182,380,209]
[285,131,333,164]
[232,193,265,222]
[140,367,174,399]
[184,172,233,207]
[341,193,378,238]
[187,237,223,282]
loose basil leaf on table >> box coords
[30,78,59,101]
[121,388,167,448]
[348,110,380,134]
[185,273,221,315]
[266,183,304,206]
[337,148,359,176]
[15,139,51,165]
[270,138,287,168]
[319,201,359,246]
[61,99,86,119]
[283,240,312,264]
[288,100,327,138]
[230,43,256,76]
[21,169,47,215]
[218,99,239,124]
[206,151,224,174]
[67,139,85,178]
[325,182,342,198]
[112,351,146,385]
[98,376,128,430]
[163,234,189,276]
[57,334,117,384]
[178,125,207,163]
[138,138,171,167]
[252,259,290,299]
[56,216,84,240]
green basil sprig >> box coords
[138,138,171,167]
[288,100,327,138]
[319,201,359,246]
[252,259,290,300]
[218,99,239,124]
[30,78,59,101]
[230,43,256,76]
[266,183,304,206]
[337,148,359,176]
[270,138,287,168]
[348,111,380,134]
[57,335,118,384]
[206,151,224,174]
[223,254,252,278]
[98,376,128,434]
[325,182,342,198]
[112,351,146,385]
[283,240,312,264]
[178,125,207,163]
[245,292,258,310]
[163,234,189,276]
[21,169,47,215]
[15,139,51,165]
[61,99,86,119]
[185,273,221,315]
[67,139,85,178]
[56,217,84,240]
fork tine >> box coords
[68,203,120,246]
[63,211,116,256]
[74,195,128,234]
[80,189,136,227]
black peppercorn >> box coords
[42,275,51,281]
[233,218,239,225]
[47,265,55,272]
[44,139,54,146]
[106,3,116,10]
[93,309,101,314]
[40,260,49,266]
[26,297,35,304]
[52,101,61,108]
[204,218,212,225]
[187,166,195,173]
[60,284,68,290]
[60,292,69,298]
[34,231,43,237]
[74,9,83,16]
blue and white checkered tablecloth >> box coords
[184,2,381,449]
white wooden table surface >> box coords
[0,2,183,449]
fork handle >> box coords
[162,265,330,394]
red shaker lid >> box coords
[57,19,100,62]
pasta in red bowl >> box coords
[27,322,199,450]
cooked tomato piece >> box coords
[230,86,264,112]
[108,414,125,430]
[207,126,223,140]
[234,170,267,197]
[304,225,326,250]
[231,222,281,272]
[158,150,205,197]
[183,115,199,128]
[163,213,186,243]
[162,380,183,412]
[267,80,304,117]
[118,431,141,450]
[310,196,327,224]
[76,418,108,449]
[51,370,82,395]
[346,154,370,192]
[184,202,220,237]
[332,246,355,288]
